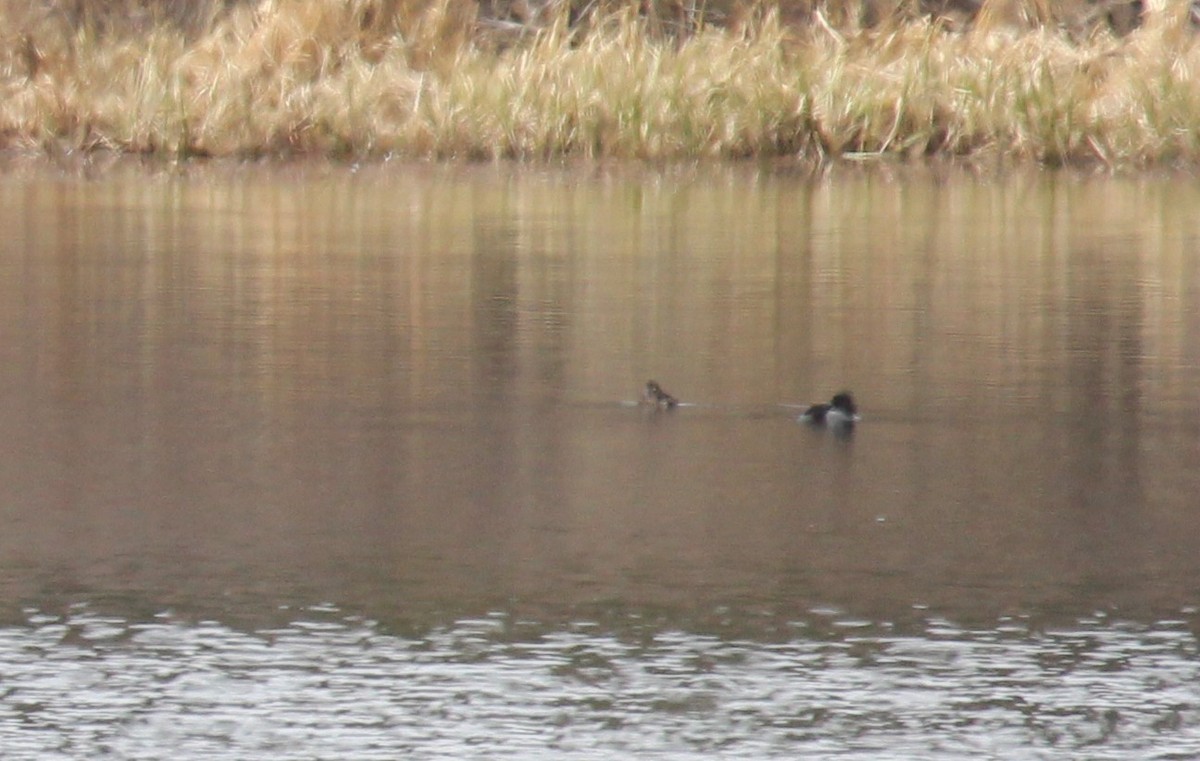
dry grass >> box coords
[0,0,1198,165]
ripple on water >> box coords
[0,610,1199,759]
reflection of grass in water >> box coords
[0,0,1198,164]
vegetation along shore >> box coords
[0,0,1198,165]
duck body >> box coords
[643,380,679,408]
[799,392,859,428]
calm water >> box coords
[1,158,1199,757]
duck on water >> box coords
[643,380,679,408]
[641,382,860,429]
[798,392,860,429]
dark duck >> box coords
[643,380,679,408]
[798,392,859,428]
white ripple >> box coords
[0,612,1199,759]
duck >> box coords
[643,380,679,408]
[798,392,859,428]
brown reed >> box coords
[0,0,1197,165]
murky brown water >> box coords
[1,158,1199,757]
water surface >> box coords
[1,159,1199,757]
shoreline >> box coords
[6,149,1195,187]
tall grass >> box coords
[0,0,1198,164]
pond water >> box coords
[0,158,1199,758]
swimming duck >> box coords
[643,380,679,408]
[798,392,859,428]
